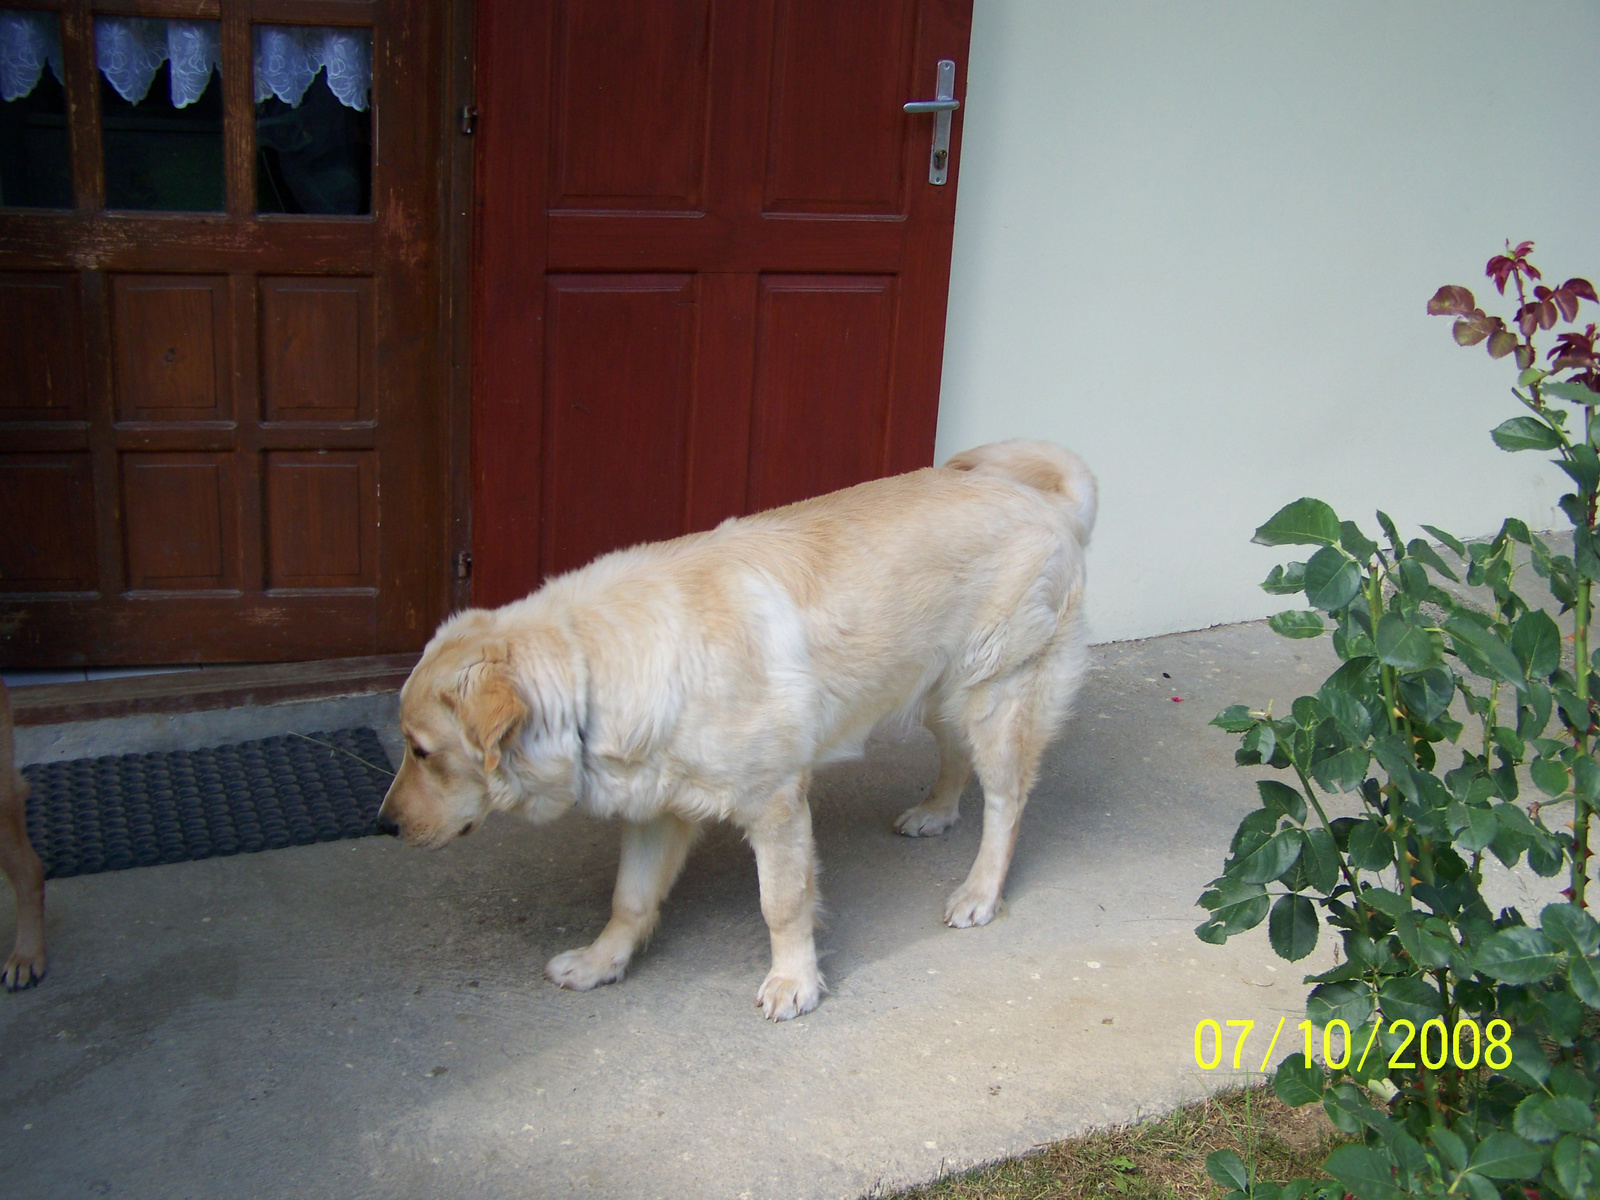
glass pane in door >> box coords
[97,17,224,211]
[254,26,371,215]
[0,9,72,208]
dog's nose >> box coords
[375,813,400,837]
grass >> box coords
[871,1083,1349,1200]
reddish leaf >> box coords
[1455,311,1494,345]
[1489,328,1522,359]
[1488,255,1516,293]
[1536,285,1554,300]
[1514,342,1535,369]
[1518,302,1542,337]
[1565,278,1598,302]
[1554,287,1583,322]
[1427,284,1477,316]
[1513,239,1537,258]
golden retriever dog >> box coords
[378,440,1096,1020]
[1,678,46,991]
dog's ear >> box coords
[448,651,528,773]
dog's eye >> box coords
[411,744,430,761]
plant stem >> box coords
[1577,446,1595,911]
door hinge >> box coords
[459,104,478,135]
[453,550,473,580]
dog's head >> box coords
[378,612,583,848]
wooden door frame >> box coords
[442,0,477,617]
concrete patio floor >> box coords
[0,621,1557,1199]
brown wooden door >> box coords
[0,0,447,667]
[472,0,974,606]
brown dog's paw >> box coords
[755,971,819,1021]
[2,949,46,992]
[544,946,626,991]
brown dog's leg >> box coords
[545,812,697,992]
[744,772,821,1021]
[0,680,45,991]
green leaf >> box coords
[1347,821,1394,870]
[1205,1149,1249,1192]
[1273,1053,1325,1107]
[1377,974,1443,1024]
[1298,826,1340,893]
[1467,1131,1543,1180]
[1257,779,1307,823]
[1445,617,1530,693]
[1307,980,1374,1029]
[1211,705,1257,733]
[1360,886,1407,917]
[1310,743,1369,793]
[1376,613,1442,671]
[1512,609,1563,679]
[1324,1144,1403,1200]
[1270,610,1326,639]
[1544,379,1600,405]
[1242,723,1277,763]
[1340,521,1380,563]
[1232,829,1304,884]
[1261,562,1309,595]
[1569,952,1600,1009]
[1253,498,1342,548]
[1542,902,1600,957]
[1451,802,1499,853]
[1404,537,1460,582]
[1475,925,1559,984]
[1421,524,1466,558]
[1554,1134,1600,1198]
[1531,756,1571,798]
[1517,1095,1596,1143]
[1375,510,1403,555]
[1491,416,1564,452]
[1269,894,1320,961]
[1397,668,1453,723]
[1198,877,1271,936]
[1573,754,1600,801]
[1304,545,1362,611]
[1428,1127,1468,1172]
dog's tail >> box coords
[943,440,1098,544]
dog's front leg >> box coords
[545,812,696,992]
[0,772,45,992]
[743,774,821,1021]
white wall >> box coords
[936,1,1600,643]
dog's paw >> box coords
[756,971,820,1021]
[2,950,46,992]
[943,885,1001,928]
[545,946,626,992]
[893,802,957,837]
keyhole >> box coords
[933,149,948,170]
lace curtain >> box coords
[255,27,371,113]
[0,13,372,111]
[0,10,62,103]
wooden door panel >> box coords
[748,274,896,511]
[264,451,377,590]
[110,275,231,422]
[121,453,237,591]
[551,0,712,209]
[259,277,373,423]
[764,0,916,214]
[0,455,97,591]
[0,273,87,419]
[541,274,697,577]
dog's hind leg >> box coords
[545,812,697,992]
[743,772,821,1021]
[943,679,1050,929]
[892,714,972,837]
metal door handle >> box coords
[904,60,959,185]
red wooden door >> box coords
[472,0,974,605]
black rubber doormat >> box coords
[20,728,395,880]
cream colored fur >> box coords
[379,440,1096,1020]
